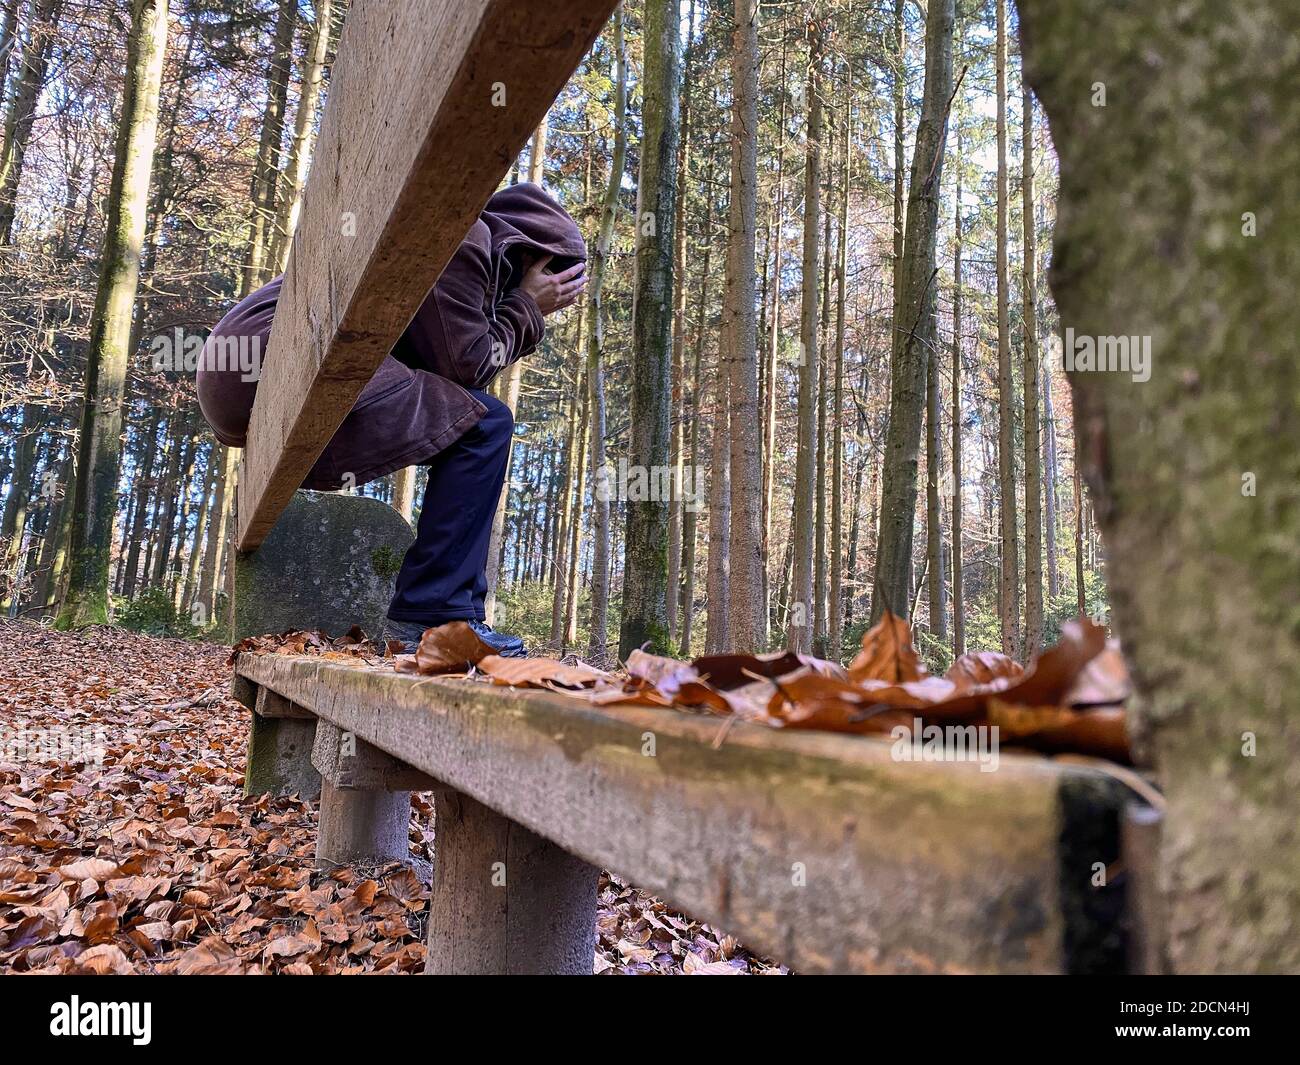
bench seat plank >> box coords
[233,652,1124,973]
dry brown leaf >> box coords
[478,654,612,689]
[945,650,1025,690]
[174,936,243,975]
[412,621,495,674]
[75,944,133,975]
[1064,641,1131,707]
[56,857,118,882]
[847,609,928,684]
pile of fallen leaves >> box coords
[398,614,1133,764]
[229,624,383,662]
[0,620,778,974]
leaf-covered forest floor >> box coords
[0,619,783,974]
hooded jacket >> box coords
[196,183,585,490]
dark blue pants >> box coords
[386,390,513,625]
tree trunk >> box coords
[0,0,62,243]
[1042,350,1061,599]
[871,0,955,624]
[272,0,333,273]
[723,0,763,652]
[180,452,217,614]
[619,0,681,659]
[241,0,296,294]
[994,0,1021,656]
[1024,0,1300,972]
[761,39,787,635]
[681,215,711,657]
[1,406,40,593]
[1021,83,1044,656]
[787,11,822,654]
[391,466,415,523]
[484,116,549,621]
[950,116,966,657]
[0,2,18,110]
[705,328,730,653]
[829,73,849,662]
[584,4,626,663]
[562,386,590,650]
[891,0,905,306]
[666,0,694,646]
[56,0,169,629]
[151,423,196,586]
[121,408,162,598]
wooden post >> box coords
[311,719,440,869]
[1123,804,1168,975]
[231,674,322,800]
[426,788,598,975]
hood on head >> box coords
[482,182,586,278]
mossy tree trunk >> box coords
[56,0,169,629]
[620,0,681,659]
[584,3,626,663]
[1020,0,1300,972]
[871,0,955,624]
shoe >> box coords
[468,619,527,658]
[381,617,427,656]
[381,617,527,659]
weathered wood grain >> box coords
[236,0,619,549]
[426,788,599,974]
[234,653,1127,973]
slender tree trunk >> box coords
[1042,349,1060,599]
[391,466,415,523]
[56,0,169,629]
[484,116,549,621]
[950,119,966,657]
[994,0,1021,655]
[891,0,905,305]
[1021,83,1044,655]
[585,5,626,662]
[871,0,955,624]
[1073,461,1085,618]
[761,40,787,633]
[181,453,217,614]
[29,449,71,615]
[0,0,62,243]
[197,444,236,623]
[241,0,295,294]
[723,0,763,652]
[787,11,823,653]
[666,0,694,645]
[619,0,681,659]
[925,305,948,639]
[1,406,40,583]
[706,330,730,652]
[680,220,711,656]
[563,386,590,649]
[0,2,18,110]
[829,77,849,661]
[151,425,196,586]
[121,408,161,599]
[813,172,831,655]
[272,0,333,272]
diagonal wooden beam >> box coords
[236,0,618,550]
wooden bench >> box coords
[232,651,1140,974]
[227,0,1158,974]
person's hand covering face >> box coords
[517,254,587,316]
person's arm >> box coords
[404,234,545,391]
